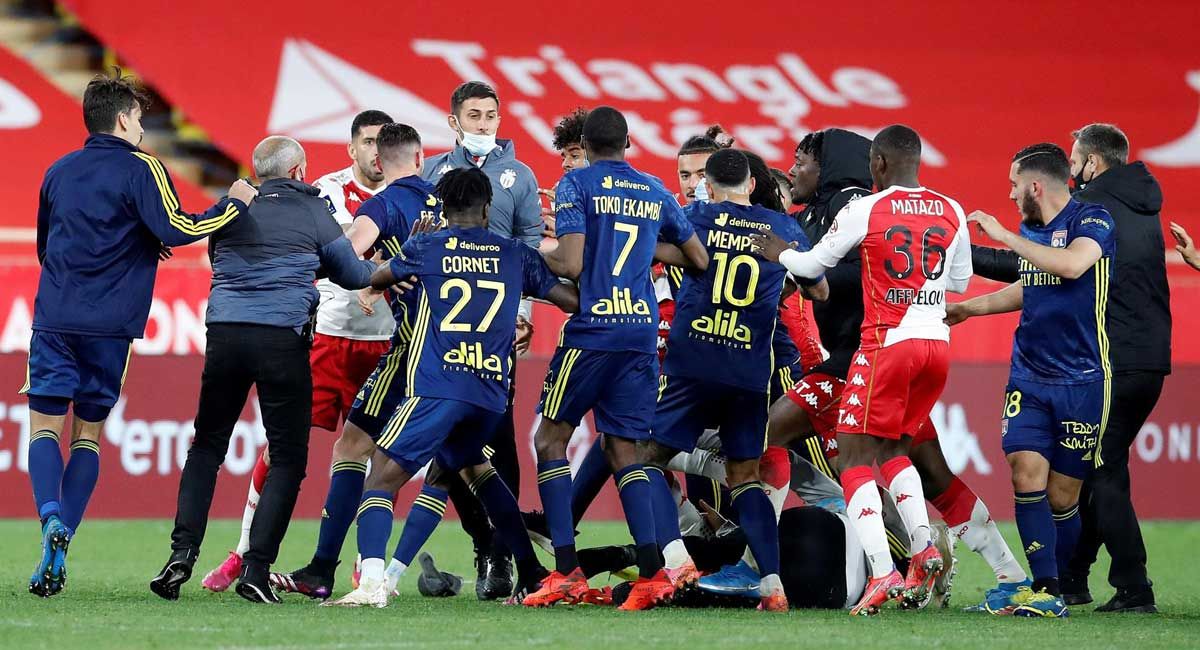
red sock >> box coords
[928,476,976,528]
[251,451,270,493]
[761,446,790,490]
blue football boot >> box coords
[697,559,760,598]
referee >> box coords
[151,136,377,604]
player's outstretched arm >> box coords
[968,210,1101,280]
[945,281,1023,325]
[544,282,581,314]
[1170,222,1200,272]
[655,234,709,272]
[542,232,584,280]
[132,154,256,246]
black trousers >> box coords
[1067,371,1164,590]
[170,324,312,570]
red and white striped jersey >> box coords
[312,166,394,340]
[780,185,972,348]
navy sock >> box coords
[537,459,577,574]
[471,466,541,578]
[1053,504,1082,580]
[355,489,395,562]
[570,438,610,526]
[313,460,367,566]
[1015,490,1058,590]
[28,429,64,523]
[60,439,101,532]
[392,484,447,565]
[614,464,661,578]
[645,466,682,549]
[731,481,780,576]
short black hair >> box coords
[581,106,628,157]
[705,149,750,189]
[1072,123,1129,167]
[871,124,922,168]
[82,69,149,135]
[450,81,500,116]
[679,125,732,156]
[376,123,421,164]
[746,152,784,212]
[351,110,393,140]
[1012,143,1071,183]
[437,168,492,217]
[795,130,824,158]
[552,107,588,151]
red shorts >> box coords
[785,372,844,457]
[310,333,392,431]
[837,338,949,441]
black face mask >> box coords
[1071,159,1093,194]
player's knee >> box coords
[726,458,761,486]
[1046,476,1082,511]
[334,424,375,462]
[533,420,572,460]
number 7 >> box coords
[612,222,639,276]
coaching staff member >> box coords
[971,124,1169,613]
[152,136,377,604]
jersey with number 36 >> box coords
[813,186,972,349]
[554,160,694,354]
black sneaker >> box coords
[236,564,281,604]
[416,552,463,597]
[478,550,514,601]
[1061,573,1093,606]
[504,564,550,605]
[1095,586,1157,613]
[150,548,197,601]
[269,562,335,600]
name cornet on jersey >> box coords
[890,198,945,216]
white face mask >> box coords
[459,130,497,157]
[694,177,710,203]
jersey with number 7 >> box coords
[814,186,972,348]
[553,160,695,354]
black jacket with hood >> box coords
[969,161,1171,375]
[797,129,873,379]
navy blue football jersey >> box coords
[663,202,810,391]
[1011,199,1116,385]
[554,160,693,354]
[388,226,561,412]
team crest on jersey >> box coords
[324,196,337,216]
[1051,230,1068,248]
[500,169,517,189]
[438,163,454,174]
[1001,419,1009,436]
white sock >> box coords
[759,573,783,596]
[886,464,931,553]
[668,447,727,484]
[360,558,385,584]
[740,548,760,572]
[384,559,407,592]
[846,479,894,579]
[764,483,788,522]
[952,499,1028,583]
[235,481,260,556]
[662,539,691,570]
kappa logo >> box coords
[445,237,459,250]
[426,194,438,207]
[895,493,911,504]
[817,380,834,395]
[846,393,863,407]
[850,373,866,386]
[438,163,454,174]
[803,393,819,407]
[842,413,860,427]
[857,507,878,519]
[855,353,870,366]
[715,212,729,227]
[500,169,517,189]
[602,176,614,189]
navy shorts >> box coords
[22,331,132,408]
[651,375,770,461]
[1001,376,1108,479]
[375,396,503,474]
[346,340,408,437]
[770,358,803,404]
[538,347,657,441]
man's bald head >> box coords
[253,136,306,180]
[868,124,922,189]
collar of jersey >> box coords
[84,133,138,151]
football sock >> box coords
[235,451,270,555]
[881,456,931,553]
[60,438,100,532]
[842,465,894,579]
[313,460,367,567]
[1014,490,1058,594]
[614,464,661,578]
[645,465,683,552]
[761,446,791,520]
[731,481,780,576]
[355,490,394,580]
[392,484,447,565]
[470,466,542,579]
[931,477,1026,583]
[1052,504,1082,582]
[536,458,577,574]
[384,559,407,592]
[28,429,63,523]
[570,438,610,525]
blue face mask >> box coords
[459,130,497,157]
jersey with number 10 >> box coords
[554,160,694,354]
[388,227,561,412]
[664,202,810,392]
[811,186,972,348]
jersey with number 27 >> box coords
[811,186,972,349]
[554,160,694,354]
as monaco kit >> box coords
[805,186,972,440]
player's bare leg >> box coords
[525,417,589,606]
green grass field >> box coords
[2,519,1198,649]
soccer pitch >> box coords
[2,520,1198,649]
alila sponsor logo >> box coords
[591,287,651,316]
[443,341,504,375]
[690,308,752,345]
